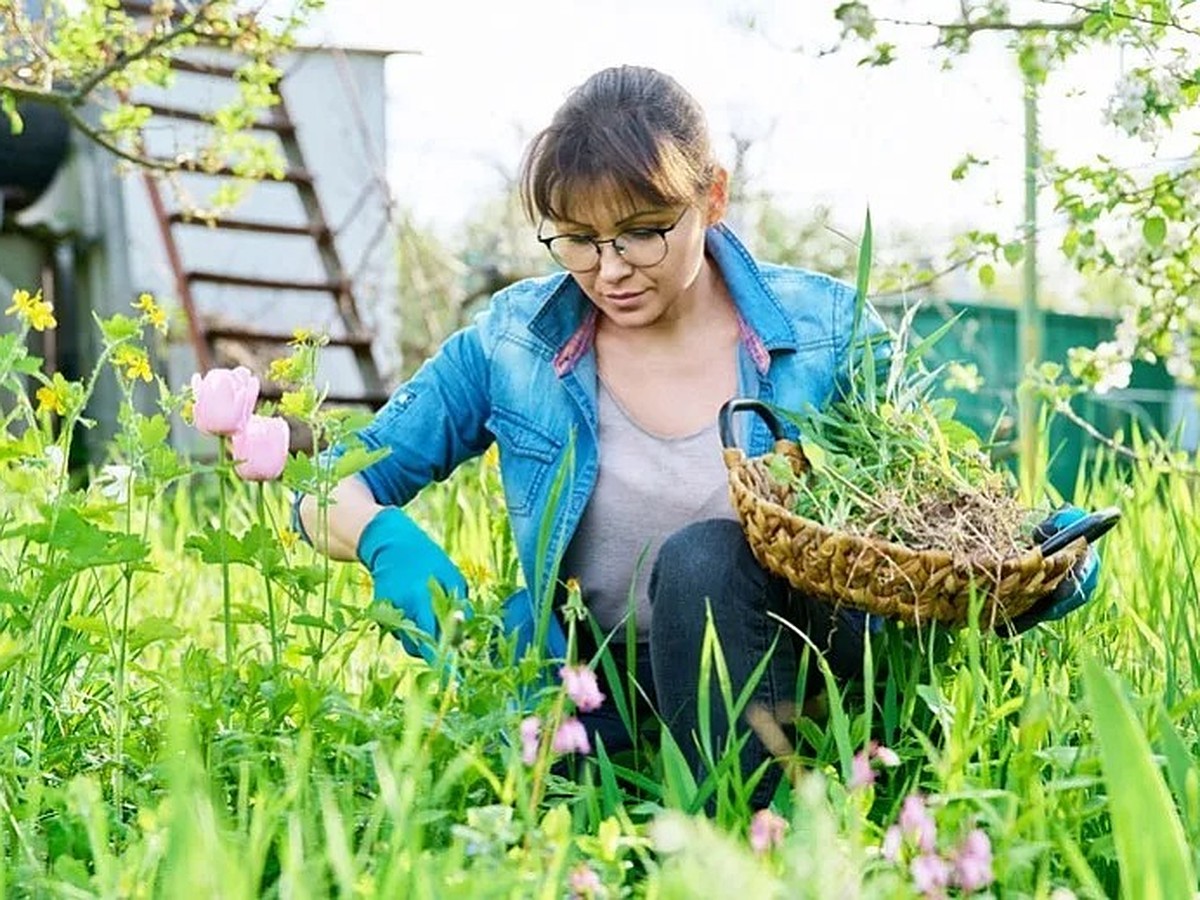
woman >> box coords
[294,65,1094,810]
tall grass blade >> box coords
[1081,657,1196,899]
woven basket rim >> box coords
[726,447,1072,575]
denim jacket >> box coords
[305,223,886,660]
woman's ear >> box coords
[705,167,730,226]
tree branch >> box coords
[70,12,207,101]
[1037,0,1200,38]
[874,14,1084,35]
[58,103,180,173]
[1053,396,1200,476]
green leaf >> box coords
[363,601,408,632]
[14,508,150,590]
[291,614,337,632]
[99,314,142,343]
[128,617,184,651]
[1142,216,1167,247]
[977,263,996,289]
[1003,241,1025,265]
[332,446,390,481]
[64,616,109,638]
[271,564,328,594]
[183,525,257,567]
[1082,657,1196,899]
[2,93,24,135]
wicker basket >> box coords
[718,399,1089,629]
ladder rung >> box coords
[260,385,392,408]
[169,212,324,238]
[170,58,241,79]
[206,325,372,349]
[140,102,292,134]
[158,161,314,185]
[186,271,345,292]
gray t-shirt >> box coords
[559,379,737,642]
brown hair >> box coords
[519,66,717,223]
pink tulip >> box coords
[230,415,290,481]
[191,366,259,436]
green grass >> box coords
[1,310,1199,897]
[0,440,1197,898]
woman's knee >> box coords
[649,518,768,623]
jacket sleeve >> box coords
[291,311,495,543]
[351,322,493,508]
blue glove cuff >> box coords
[356,505,432,568]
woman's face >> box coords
[544,172,727,330]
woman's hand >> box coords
[357,506,470,663]
[999,506,1102,636]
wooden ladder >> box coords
[121,2,391,411]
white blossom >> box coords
[96,464,135,504]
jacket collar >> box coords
[528,223,799,372]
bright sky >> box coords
[296,0,1181,282]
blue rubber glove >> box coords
[357,506,470,664]
[1001,506,1101,636]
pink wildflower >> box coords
[849,749,876,789]
[748,808,788,854]
[519,715,540,765]
[953,828,994,892]
[899,794,938,853]
[552,717,591,755]
[873,744,901,767]
[559,665,606,712]
[568,863,604,899]
[881,824,903,862]
[911,852,952,897]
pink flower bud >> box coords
[748,808,787,854]
[230,415,290,481]
[519,715,541,766]
[191,366,259,436]
[551,717,590,755]
[559,664,606,712]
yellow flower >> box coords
[133,293,168,335]
[6,289,57,331]
[278,527,299,551]
[279,387,315,418]
[36,384,67,416]
[5,289,35,318]
[268,355,298,384]
[289,327,313,346]
[113,345,153,382]
[34,373,74,416]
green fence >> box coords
[875,298,1179,501]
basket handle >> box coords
[718,398,787,451]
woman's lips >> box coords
[604,290,645,307]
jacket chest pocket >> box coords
[486,408,564,519]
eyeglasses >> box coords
[537,207,690,273]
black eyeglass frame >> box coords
[536,207,691,273]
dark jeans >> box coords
[577,518,867,810]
